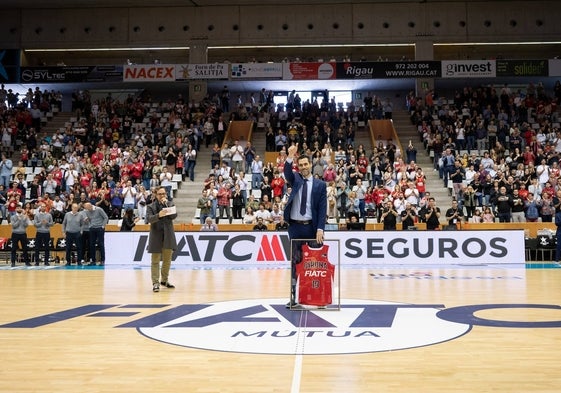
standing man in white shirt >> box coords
[159,167,173,201]
[122,179,137,212]
[352,178,367,219]
[64,163,78,193]
[537,158,551,187]
[250,154,263,190]
[230,139,245,174]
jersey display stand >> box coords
[289,238,341,311]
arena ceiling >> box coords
[3,0,470,8]
[2,0,556,96]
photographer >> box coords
[120,208,140,232]
[381,200,398,230]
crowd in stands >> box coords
[201,80,561,229]
[0,85,224,225]
[198,88,422,229]
[409,81,561,223]
[3,79,561,229]
[1,82,399,229]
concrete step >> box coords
[392,109,452,211]
[173,144,213,223]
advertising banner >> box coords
[176,63,228,80]
[283,62,336,80]
[123,64,176,82]
[105,230,524,266]
[441,60,496,78]
[20,65,122,83]
[336,61,441,79]
[496,60,548,77]
[231,63,283,79]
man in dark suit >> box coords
[146,186,178,292]
[283,143,327,308]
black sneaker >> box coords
[44,262,50,266]
[160,281,175,288]
[152,283,160,292]
[285,301,302,309]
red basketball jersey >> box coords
[295,244,335,306]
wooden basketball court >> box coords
[1,264,560,393]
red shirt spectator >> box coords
[109,144,120,160]
[51,167,63,186]
[110,115,121,130]
[357,154,368,176]
[91,149,105,166]
[80,172,92,189]
[7,197,19,214]
[7,185,22,200]
[373,186,388,206]
[415,173,426,195]
[216,184,232,206]
[270,173,285,198]
[522,147,535,166]
[131,160,144,180]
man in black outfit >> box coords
[425,197,441,230]
[401,202,417,230]
[380,200,398,230]
[445,199,464,229]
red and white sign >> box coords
[283,62,336,80]
[123,65,176,82]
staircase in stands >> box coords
[391,109,452,214]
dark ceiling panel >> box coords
[2,0,465,9]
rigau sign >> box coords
[105,230,524,265]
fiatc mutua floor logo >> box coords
[3,298,560,355]
[137,298,467,354]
